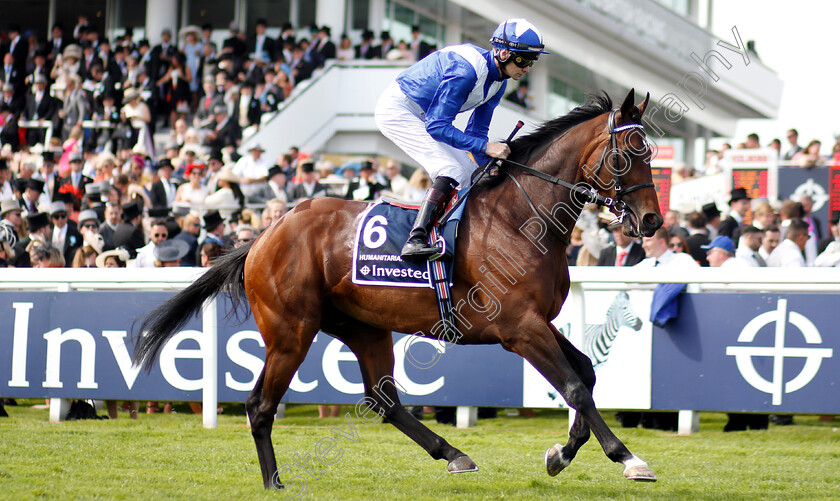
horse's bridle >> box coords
[499,108,655,240]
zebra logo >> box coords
[559,291,643,370]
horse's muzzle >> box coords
[640,212,663,237]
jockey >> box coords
[375,18,549,261]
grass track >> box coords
[1,403,838,500]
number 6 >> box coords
[363,215,388,249]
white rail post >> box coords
[456,406,477,428]
[202,297,218,429]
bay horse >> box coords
[134,88,663,489]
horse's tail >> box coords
[133,242,252,370]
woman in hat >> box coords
[122,86,153,155]
[175,163,210,206]
[95,247,129,268]
[204,168,244,218]
[70,231,104,268]
[156,52,193,127]
[50,44,82,88]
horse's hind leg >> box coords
[338,327,478,474]
[508,320,656,482]
[544,323,595,476]
[245,311,318,490]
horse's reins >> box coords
[498,109,654,244]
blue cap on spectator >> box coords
[701,235,735,254]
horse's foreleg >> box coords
[509,322,656,482]
[544,323,594,475]
[342,330,478,474]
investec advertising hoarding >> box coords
[1,290,837,413]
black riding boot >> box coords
[401,187,450,261]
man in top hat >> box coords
[718,187,751,244]
[1,82,24,116]
[248,18,276,63]
[112,200,145,258]
[289,161,326,202]
[598,218,645,267]
[23,73,62,146]
[48,200,82,265]
[233,143,270,199]
[20,178,45,215]
[58,152,93,205]
[83,181,107,220]
[201,209,227,247]
[410,25,435,61]
[355,30,378,60]
[12,211,51,267]
[344,160,386,201]
[314,26,336,63]
[701,202,721,239]
[149,158,179,209]
[34,150,61,201]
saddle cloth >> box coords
[352,193,467,288]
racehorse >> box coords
[134,88,664,489]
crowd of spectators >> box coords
[0,18,437,272]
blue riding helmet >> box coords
[489,18,550,56]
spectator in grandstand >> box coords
[505,80,531,109]
[768,138,781,157]
[598,219,644,267]
[172,212,201,266]
[249,164,289,203]
[0,227,13,267]
[0,198,22,241]
[782,128,802,162]
[23,74,61,146]
[234,224,256,248]
[48,200,81,266]
[121,87,153,154]
[99,202,120,248]
[31,244,65,268]
[233,143,270,199]
[95,247,129,268]
[637,226,699,269]
[703,235,750,269]
[288,161,326,202]
[131,218,168,268]
[383,159,409,200]
[767,218,809,267]
[70,231,103,268]
[153,238,189,267]
[750,201,777,230]
[288,44,314,84]
[344,160,386,201]
[200,240,224,267]
[663,210,689,238]
[205,168,244,218]
[759,225,780,262]
[204,105,241,152]
[77,209,100,236]
[668,233,691,257]
[11,211,48,267]
[799,194,822,241]
[410,25,435,61]
[815,213,840,267]
[261,198,287,229]
[717,188,749,244]
[314,26,336,64]
[355,30,378,60]
[792,140,827,169]
[735,225,766,267]
[111,200,145,258]
[175,163,209,207]
[0,101,20,152]
[149,158,178,209]
[684,211,710,266]
[336,35,354,61]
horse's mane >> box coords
[508,92,613,165]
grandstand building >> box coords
[3,0,782,166]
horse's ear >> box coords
[638,92,651,117]
[619,88,635,119]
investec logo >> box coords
[726,299,833,405]
[360,264,429,280]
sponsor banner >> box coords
[652,294,838,413]
[0,291,523,406]
[777,167,830,239]
[524,290,653,410]
[830,155,840,224]
[722,148,779,224]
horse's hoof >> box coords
[623,455,657,482]
[545,443,570,476]
[447,455,479,474]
